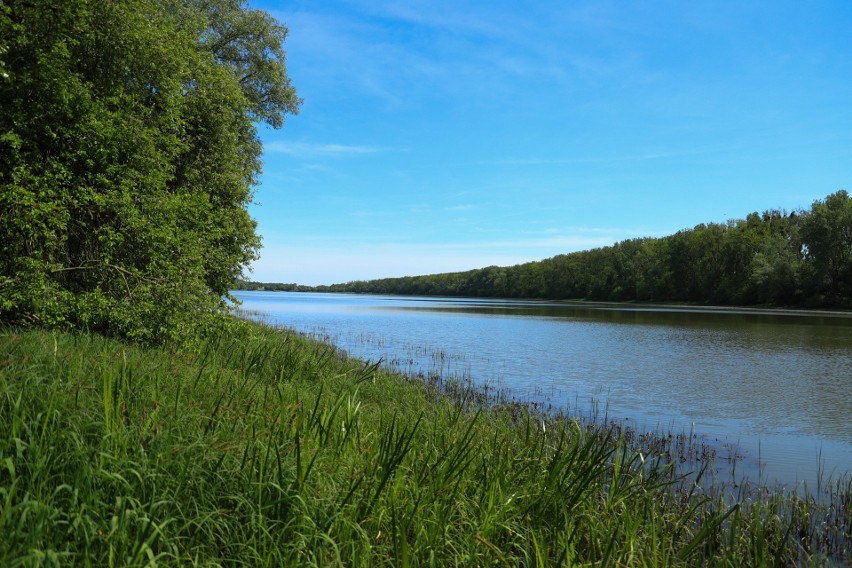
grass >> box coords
[0,321,849,566]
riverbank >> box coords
[235,285,852,318]
[1,321,849,565]
[550,298,852,318]
[235,290,852,490]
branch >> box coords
[50,261,141,299]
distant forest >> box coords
[239,190,851,308]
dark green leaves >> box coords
[0,0,299,342]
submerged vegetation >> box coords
[242,190,852,309]
[1,322,849,565]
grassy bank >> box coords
[1,322,849,566]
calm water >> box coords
[233,291,852,488]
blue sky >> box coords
[248,0,852,285]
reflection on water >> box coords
[233,291,852,488]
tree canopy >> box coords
[0,0,299,342]
[286,191,852,309]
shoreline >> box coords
[234,290,852,490]
[3,322,850,565]
[235,288,852,317]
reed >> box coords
[0,323,848,565]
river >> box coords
[232,290,852,489]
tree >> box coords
[799,190,852,305]
[0,0,299,342]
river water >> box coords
[233,291,851,489]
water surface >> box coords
[233,291,852,488]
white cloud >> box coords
[265,141,385,158]
[250,244,532,285]
[247,230,643,286]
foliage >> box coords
[235,280,313,292]
[290,191,851,308]
[1,322,849,565]
[0,0,299,342]
[799,190,852,305]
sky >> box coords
[247,0,852,286]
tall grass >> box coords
[0,323,848,566]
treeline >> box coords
[236,281,314,292]
[255,191,850,308]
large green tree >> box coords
[0,0,299,341]
[800,190,852,304]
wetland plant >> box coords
[0,323,848,565]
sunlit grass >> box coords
[0,323,848,565]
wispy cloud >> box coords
[479,144,746,167]
[428,236,620,251]
[274,3,635,110]
[251,229,636,285]
[367,3,514,42]
[262,232,636,253]
[251,216,671,285]
[266,141,386,158]
[250,242,525,285]
[519,226,660,238]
